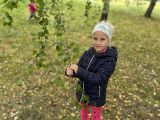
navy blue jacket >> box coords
[75,47,118,107]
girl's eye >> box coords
[93,37,98,40]
[101,38,105,41]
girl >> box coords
[65,21,118,120]
[28,0,37,20]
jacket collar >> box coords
[89,47,118,60]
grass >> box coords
[0,0,160,119]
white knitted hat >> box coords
[92,21,112,46]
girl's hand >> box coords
[69,64,78,73]
[66,67,74,76]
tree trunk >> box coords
[100,0,110,22]
[145,0,157,18]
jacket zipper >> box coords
[86,55,101,98]
[86,55,95,71]
[80,55,102,103]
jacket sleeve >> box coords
[71,51,87,78]
[77,50,87,66]
[75,57,117,84]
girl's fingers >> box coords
[69,64,75,70]
[68,64,71,67]
[66,64,72,69]
[67,67,72,72]
[66,67,74,76]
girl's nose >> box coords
[96,40,101,44]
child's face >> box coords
[92,31,109,53]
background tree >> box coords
[100,0,110,21]
[145,0,157,17]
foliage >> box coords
[33,0,49,68]
[84,0,92,17]
[0,0,160,119]
[2,0,19,26]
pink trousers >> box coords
[80,104,102,120]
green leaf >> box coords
[39,50,46,56]
[3,0,8,4]
[33,50,37,55]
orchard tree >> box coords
[100,0,110,21]
[145,0,157,17]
